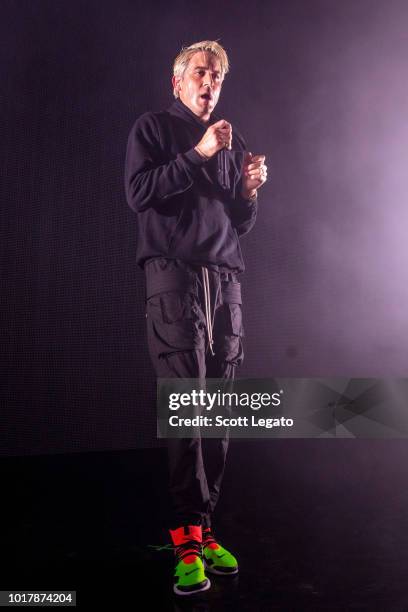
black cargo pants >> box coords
[144,257,244,529]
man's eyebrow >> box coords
[194,66,221,73]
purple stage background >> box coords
[2,0,408,454]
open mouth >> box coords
[200,93,212,100]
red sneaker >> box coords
[169,525,211,596]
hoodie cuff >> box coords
[237,192,258,205]
[181,147,209,167]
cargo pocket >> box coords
[147,291,198,355]
[160,292,186,324]
[228,303,244,337]
[218,302,244,367]
[224,302,244,337]
[217,281,245,367]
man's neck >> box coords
[177,97,211,124]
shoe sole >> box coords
[173,577,211,596]
[204,560,239,576]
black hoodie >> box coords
[124,97,258,272]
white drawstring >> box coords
[201,266,220,356]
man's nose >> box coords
[203,72,214,88]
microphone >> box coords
[217,148,229,190]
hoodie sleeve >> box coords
[124,112,207,212]
[231,186,258,236]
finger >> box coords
[250,172,266,183]
[217,127,232,138]
[213,119,231,129]
[220,135,231,148]
[249,169,265,179]
[221,132,232,145]
[247,167,266,177]
[247,161,264,170]
[255,167,267,176]
[216,132,228,145]
[251,155,266,163]
[212,119,227,128]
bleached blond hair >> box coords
[172,40,230,98]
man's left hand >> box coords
[241,152,267,199]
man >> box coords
[124,40,267,596]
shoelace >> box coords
[202,529,219,548]
[174,539,203,563]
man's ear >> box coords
[172,75,181,95]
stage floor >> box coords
[2,442,408,611]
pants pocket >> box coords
[147,291,204,355]
[225,303,244,337]
[160,292,186,324]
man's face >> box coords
[172,51,223,122]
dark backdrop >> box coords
[2,0,408,455]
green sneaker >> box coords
[169,525,211,596]
[202,527,238,575]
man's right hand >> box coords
[194,120,232,159]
